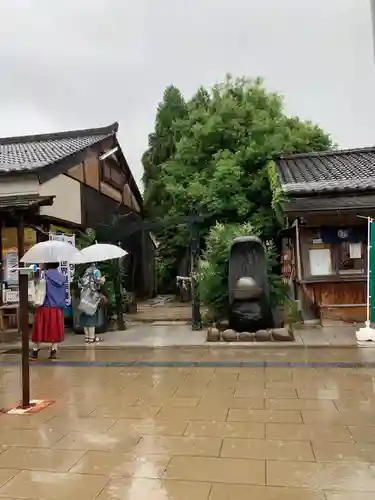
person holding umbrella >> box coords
[21,240,84,361]
[78,263,106,343]
[30,262,67,360]
[78,243,127,344]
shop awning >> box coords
[0,194,54,212]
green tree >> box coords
[143,75,332,293]
[142,85,188,219]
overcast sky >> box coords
[0,0,374,188]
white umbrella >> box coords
[80,243,127,263]
[21,240,84,264]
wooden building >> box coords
[275,147,375,323]
[0,122,156,298]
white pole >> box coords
[366,217,372,327]
[356,215,375,341]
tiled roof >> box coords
[276,147,375,194]
[0,194,54,211]
[0,123,118,174]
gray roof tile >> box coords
[0,123,118,174]
[277,148,375,194]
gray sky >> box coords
[0,0,374,188]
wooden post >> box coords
[17,216,30,408]
[190,204,202,331]
[141,229,147,297]
[115,257,126,331]
[295,218,302,281]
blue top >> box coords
[43,269,66,309]
[93,268,101,280]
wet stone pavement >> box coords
[1,346,375,498]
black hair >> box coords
[45,262,60,270]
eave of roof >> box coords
[283,193,375,214]
[0,194,55,211]
[0,122,118,145]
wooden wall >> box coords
[63,149,154,296]
[68,164,84,183]
[81,185,156,297]
[304,280,366,306]
[320,306,366,322]
[66,154,140,213]
[100,182,122,202]
[84,157,99,190]
[303,280,366,322]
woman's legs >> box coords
[85,327,95,342]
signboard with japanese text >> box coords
[48,232,76,307]
[4,249,19,285]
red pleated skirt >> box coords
[32,307,65,344]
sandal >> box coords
[87,337,103,344]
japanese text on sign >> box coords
[49,232,75,307]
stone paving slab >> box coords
[1,346,375,498]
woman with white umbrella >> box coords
[78,243,127,344]
[21,240,84,361]
[78,263,106,343]
[30,262,66,360]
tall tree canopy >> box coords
[142,76,332,290]
[142,85,188,219]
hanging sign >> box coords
[48,232,76,307]
[4,249,19,285]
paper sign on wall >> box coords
[349,242,362,259]
[4,250,19,285]
[309,248,332,276]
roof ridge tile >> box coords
[0,122,118,145]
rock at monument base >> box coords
[238,331,254,342]
[222,329,237,342]
[207,327,220,342]
[255,329,271,342]
[272,327,294,342]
